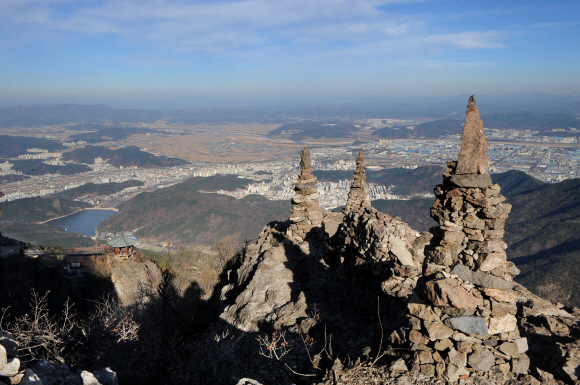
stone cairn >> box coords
[287,147,324,242]
[403,96,529,382]
[334,149,431,297]
[344,148,371,213]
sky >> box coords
[1,0,579,108]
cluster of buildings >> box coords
[1,126,579,206]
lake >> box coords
[47,209,117,237]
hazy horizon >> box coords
[1,0,579,108]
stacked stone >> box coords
[287,147,324,242]
[344,148,371,213]
[402,96,529,382]
[333,149,432,297]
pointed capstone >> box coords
[456,95,489,175]
[300,147,312,173]
[345,148,371,212]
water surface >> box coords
[47,209,117,237]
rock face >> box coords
[456,95,489,174]
[287,147,324,243]
[110,259,163,306]
[344,148,371,212]
[403,96,529,382]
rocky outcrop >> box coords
[216,97,580,384]
[0,331,117,385]
[110,259,162,307]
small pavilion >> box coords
[107,234,138,257]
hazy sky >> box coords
[1,0,579,107]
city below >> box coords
[1,122,579,211]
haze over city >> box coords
[1,0,579,108]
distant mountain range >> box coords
[1,94,579,127]
[374,112,580,140]
[97,175,289,247]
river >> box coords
[46,209,117,237]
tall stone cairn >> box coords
[403,96,528,382]
[287,147,323,242]
[344,148,371,213]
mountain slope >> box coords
[314,165,446,196]
[62,145,188,168]
[97,176,290,246]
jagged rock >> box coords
[81,371,102,385]
[220,242,308,332]
[110,259,163,307]
[468,348,495,372]
[456,95,489,174]
[0,357,20,377]
[444,316,488,336]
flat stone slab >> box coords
[444,316,488,336]
[451,264,514,290]
[450,173,492,188]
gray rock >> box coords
[468,348,495,372]
[390,358,408,372]
[511,354,530,374]
[450,173,492,188]
[20,369,44,385]
[444,316,488,336]
[93,368,118,385]
[451,264,514,290]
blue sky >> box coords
[1,0,579,108]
